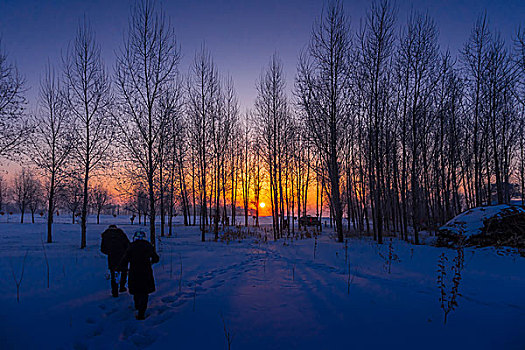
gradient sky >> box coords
[0,0,525,110]
[1,0,524,113]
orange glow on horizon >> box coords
[3,164,323,217]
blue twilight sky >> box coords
[0,0,524,112]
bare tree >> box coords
[252,132,264,228]
[121,181,149,225]
[27,178,43,224]
[165,76,186,234]
[115,0,181,249]
[228,116,242,227]
[255,54,291,240]
[63,177,83,224]
[239,111,253,227]
[396,11,439,244]
[0,175,5,213]
[356,0,396,244]
[515,27,525,205]
[296,1,352,242]
[187,45,221,241]
[484,33,516,204]
[461,13,491,207]
[432,52,463,224]
[28,63,73,242]
[0,37,29,158]
[91,184,111,224]
[63,18,112,248]
[12,169,37,223]
[516,28,525,100]
[210,75,238,239]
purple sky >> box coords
[0,0,524,112]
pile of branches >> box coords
[437,223,468,248]
[471,212,525,252]
[438,207,525,255]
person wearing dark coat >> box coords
[100,224,130,297]
[119,231,159,320]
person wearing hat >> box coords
[100,224,130,297]
[119,231,159,320]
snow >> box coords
[1,215,524,349]
[439,204,525,238]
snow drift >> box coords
[438,205,525,250]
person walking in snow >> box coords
[119,231,159,320]
[100,224,130,297]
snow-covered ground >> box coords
[0,215,524,349]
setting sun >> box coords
[259,202,266,208]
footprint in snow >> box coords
[151,313,171,326]
[171,299,186,308]
[73,341,88,350]
[120,323,137,341]
[161,295,178,303]
[104,307,118,316]
[209,282,223,289]
[114,309,132,322]
[130,333,156,348]
[90,325,103,337]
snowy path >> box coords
[0,218,524,349]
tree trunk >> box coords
[47,176,55,243]
[81,164,89,249]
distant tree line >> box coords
[1,0,524,247]
[0,171,116,226]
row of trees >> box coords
[0,170,41,223]
[0,172,113,225]
[1,0,525,248]
[298,1,525,244]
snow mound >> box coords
[439,204,525,238]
